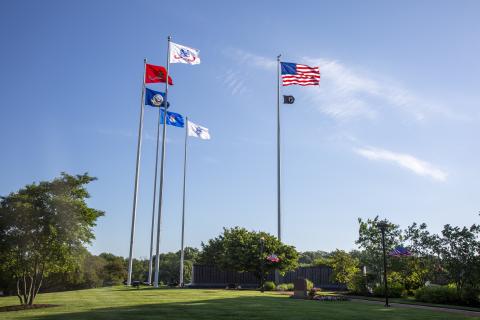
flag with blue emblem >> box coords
[187,120,210,140]
[145,88,166,107]
[161,109,184,128]
[169,42,201,65]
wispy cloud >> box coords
[223,48,465,121]
[218,68,248,96]
[225,48,276,70]
[354,146,447,181]
[218,49,276,96]
[304,58,454,121]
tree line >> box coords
[1,173,479,307]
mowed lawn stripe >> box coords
[0,287,477,320]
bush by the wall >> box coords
[286,283,294,291]
[305,279,314,291]
[263,281,276,291]
[276,283,289,291]
[415,286,458,304]
[460,287,480,306]
[373,282,404,298]
[415,285,480,306]
[349,272,369,295]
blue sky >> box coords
[1,0,479,258]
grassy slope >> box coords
[0,287,478,320]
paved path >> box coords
[350,297,480,318]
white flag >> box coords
[169,42,200,65]
[187,120,210,140]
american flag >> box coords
[266,254,280,263]
[281,62,320,86]
[389,246,412,257]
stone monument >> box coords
[292,278,308,299]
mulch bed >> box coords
[0,304,58,312]
[313,295,350,301]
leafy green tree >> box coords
[42,249,106,291]
[81,254,107,288]
[437,223,480,292]
[199,227,298,282]
[148,247,199,284]
[131,258,149,282]
[99,253,127,285]
[328,250,359,289]
[0,173,104,305]
[403,222,443,288]
[298,251,330,266]
[356,217,402,283]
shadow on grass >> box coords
[23,294,474,320]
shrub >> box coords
[415,286,459,304]
[459,287,480,306]
[349,272,369,295]
[276,283,289,291]
[286,283,294,291]
[373,282,404,298]
[305,279,314,291]
[263,281,276,291]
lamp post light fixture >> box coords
[377,220,390,307]
[260,236,265,293]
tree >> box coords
[298,251,330,266]
[100,253,127,285]
[356,217,402,283]
[403,222,443,288]
[41,248,106,292]
[437,223,480,292]
[0,173,104,305]
[199,227,298,282]
[147,247,199,284]
[328,250,359,289]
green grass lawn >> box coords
[0,287,478,320]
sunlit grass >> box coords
[0,286,476,320]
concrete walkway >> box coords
[350,297,480,318]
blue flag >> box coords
[145,88,166,107]
[160,109,184,128]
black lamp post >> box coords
[377,220,389,307]
[260,236,265,293]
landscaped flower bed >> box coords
[313,295,350,301]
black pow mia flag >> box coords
[283,95,295,104]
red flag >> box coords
[145,64,173,85]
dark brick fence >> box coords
[191,264,346,290]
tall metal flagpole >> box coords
[179,116,188,287]
[127,58,147,286]
[275,54,281,284]
[147,103,162,284]
[154,36,171,288]
[277,54,282,242]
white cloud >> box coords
[354,146,447,181]
[225,48,276,70]
[218,68,248,96]
[304,58,433,121]
[223,48,465,121]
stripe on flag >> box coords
[281,62,320,86]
